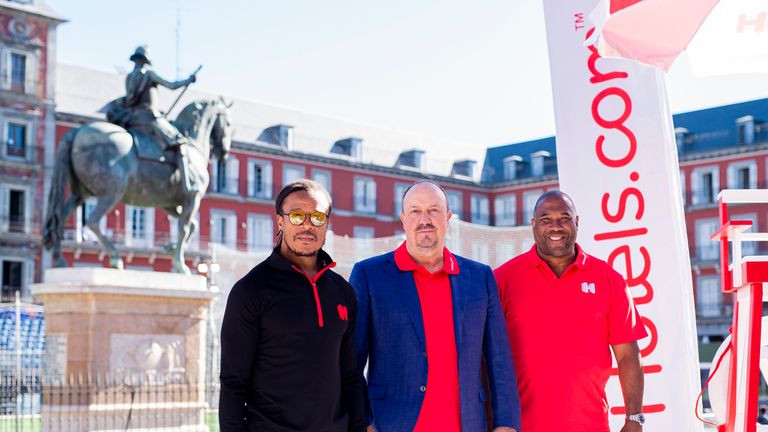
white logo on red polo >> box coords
[581,282,596,294]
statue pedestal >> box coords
[31,268,216,431]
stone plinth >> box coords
[31,268,216,431]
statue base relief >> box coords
[31,267,216,431]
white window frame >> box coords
[283,164,305,186]
[393,183,409,216]
[3,117,32,161]
[691,165,719,205]
[494,194,517,227]
[354,176,377,214]
[446,190,463,221]
[523,189,543,223]
[727,160,758,189]
[696,276,721,317]
[124,205,155,248]
[211,157,239,194]
[471,194,490,225]
[0,183,32,234]
[312,168,332,194]
[695,218,719,261]
[246,213,273,252]
[2,47,36,95]
[210,209,238,249]
[247,158,273,199]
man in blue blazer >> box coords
[350,180,520,432]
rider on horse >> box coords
[107,45,199,192]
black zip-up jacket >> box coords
[219,247,365,432]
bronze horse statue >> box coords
[43,98,233,274]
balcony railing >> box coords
[209,177,239,195]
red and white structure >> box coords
[711,189,768,432]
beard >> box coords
[414,223,439,249]
[285,242,319,257]
[281,230,323,257]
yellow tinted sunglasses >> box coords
[280,210,329,226]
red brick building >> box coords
[0,0,64,297]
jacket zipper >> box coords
[291,264,334,328]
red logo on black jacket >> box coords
[337,304,348,321]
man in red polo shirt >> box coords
[350,180,520,432]
[495,190,647,432]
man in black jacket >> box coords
[219,179,365,432]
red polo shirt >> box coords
[394,242,461,432]
[494,244,647,432]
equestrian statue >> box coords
[43,45,233,274]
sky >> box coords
[45,0,768,163]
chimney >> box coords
[674,127,689,152]
[396,149,425,170]
[502,155,523,181]
[736,115,755,145]
[330,137,363,160]
[530,150,551,177]
[451,159,476,178]
[258,124,294,150]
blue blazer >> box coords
[350,251,521,432]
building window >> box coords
[8,189,23,233]
[696,277,721,317]
[0,185,29,234]
[312,169,332,193]
[530,151,550,177]
[211,157,239,194]
[393,183,409,216]
[210,210,237,249]
[503,156,521,181]
[691,166,719,205]
[737,116,755,145]
[354,177,377,213]
[125,206,155,248]
[1,259,23,298]
[9,52,26,93]
[247,214,273,252]
[727,160,757,189]
[523,189,543,223]
[283,164,305,186]
[6,122,26,159]
[695,218,719,261]
[446,190,463,220]
[494,194,516,227]
[471,194,489,225]
[247,159,272,199]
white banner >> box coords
[542,2,703,431]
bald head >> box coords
[401,180,449,213]
[533,190,577,218]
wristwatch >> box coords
[626,413,645,426]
